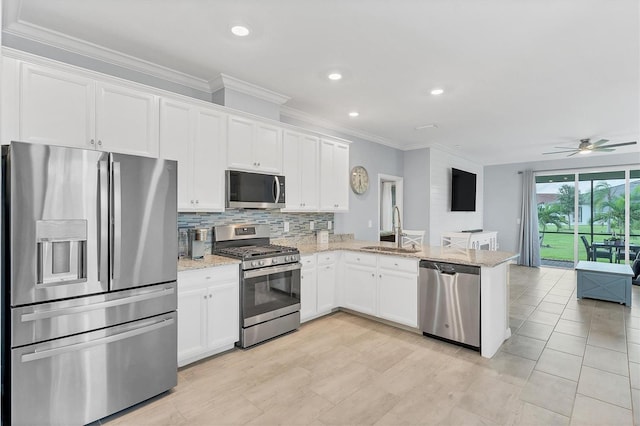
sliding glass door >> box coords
[536,168,640,267]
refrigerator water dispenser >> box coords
[36,220,87,285]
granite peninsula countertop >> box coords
[178,254,240,272]
[275,239,518,268]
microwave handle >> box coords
[274,175,281,202]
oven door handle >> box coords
[244,262,301,279]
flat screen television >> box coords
[451,168,476,212]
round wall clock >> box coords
[350,165,369,194]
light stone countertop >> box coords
[178,254,240,272]
[282,240,518,268]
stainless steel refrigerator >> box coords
[1,141,178,425]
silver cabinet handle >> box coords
[90,139,95,145]
[21,287,175,322]
[195,200,199,204]
[98,140,103,146]
[22,317,174,362]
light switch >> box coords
[284,222,290,232]
[516,218,521,225]
[328,221,332,230]
[368,220,372,228]
[310,221,315,230]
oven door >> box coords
[241,262,301,327]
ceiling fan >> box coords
[543,138,638,157]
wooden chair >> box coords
[401,230,425,250]
[441,232,471,249]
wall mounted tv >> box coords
[451,168,477,212]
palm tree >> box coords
[538,204,568,246]
[593,182,615,233]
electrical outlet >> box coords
[516,218,521,225]
[328,221,332,230]
[284,222,290,232]
[310,221,315,231]
[368,220,372,228]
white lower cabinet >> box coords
[342,252,418,327]
[316,253,337,314]
[300,255,318,321]
[300,253,337,322]
[177,264,239,367]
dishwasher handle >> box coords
[419,260,480,276]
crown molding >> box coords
[209,73,291,105]
[3,17,212,92]
[280,106,404,150]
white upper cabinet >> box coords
[283,130,319,211]
[319,139,350,211]
[227,115,282,173]
[18,62,94,148]
[95,82,158,157]
[160,97,226,211]
[6,59,159,157]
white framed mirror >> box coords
[378,174,403,242]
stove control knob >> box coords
[259,260,266,266]
[272,258,278,264]
[251,261,258,267]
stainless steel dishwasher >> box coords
[419,260,481,350]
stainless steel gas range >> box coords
[213,224,301,348]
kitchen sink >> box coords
[361,246,420,254]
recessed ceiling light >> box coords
[328,72,343,81]
[231,25,250,37]
[349,111,359,117]
[430,88,444,95]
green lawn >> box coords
[539,225,640,262]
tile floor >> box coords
[103,265,640,425]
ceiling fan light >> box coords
[579,150,591,155]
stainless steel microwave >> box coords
[226,170,285,209]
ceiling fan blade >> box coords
[567,151,580,157]
[591,139,609,147]
[543,150,578,155]
[553,146,579,150]
[592,148,616,152]
[599,141,637,149]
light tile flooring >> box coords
[103,265,640,425]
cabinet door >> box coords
[207,281,239,350]
[20,63,95,149]
[343,264,377,315]
[192,108,226,211]
[96,82,159,157]
[299,135,319,210]
[177,286,208,366]
[159,98,193,210]
[333,142,350,211]
[283,131,302,209]
[253,123,282,173]
[300,266,318,322]
[378,270,418,327]
[319,139,336,210]
[227,115,254,170]
[316,263,336,314]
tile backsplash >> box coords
[178,210,335,251]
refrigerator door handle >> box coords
[20,286,175,322]
[111,161,122,281]
[98,160,109,284]
[21,317,175,362]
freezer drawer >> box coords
[12,281,177,347]
[10,312,177,426]
[419,261,480,349]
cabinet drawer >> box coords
[317,252,337,265]
[343,251,377,267]
[179,265,239,288]
[301,254,317,269]
[378,255,418,274]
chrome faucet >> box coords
[393,205,402,248]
